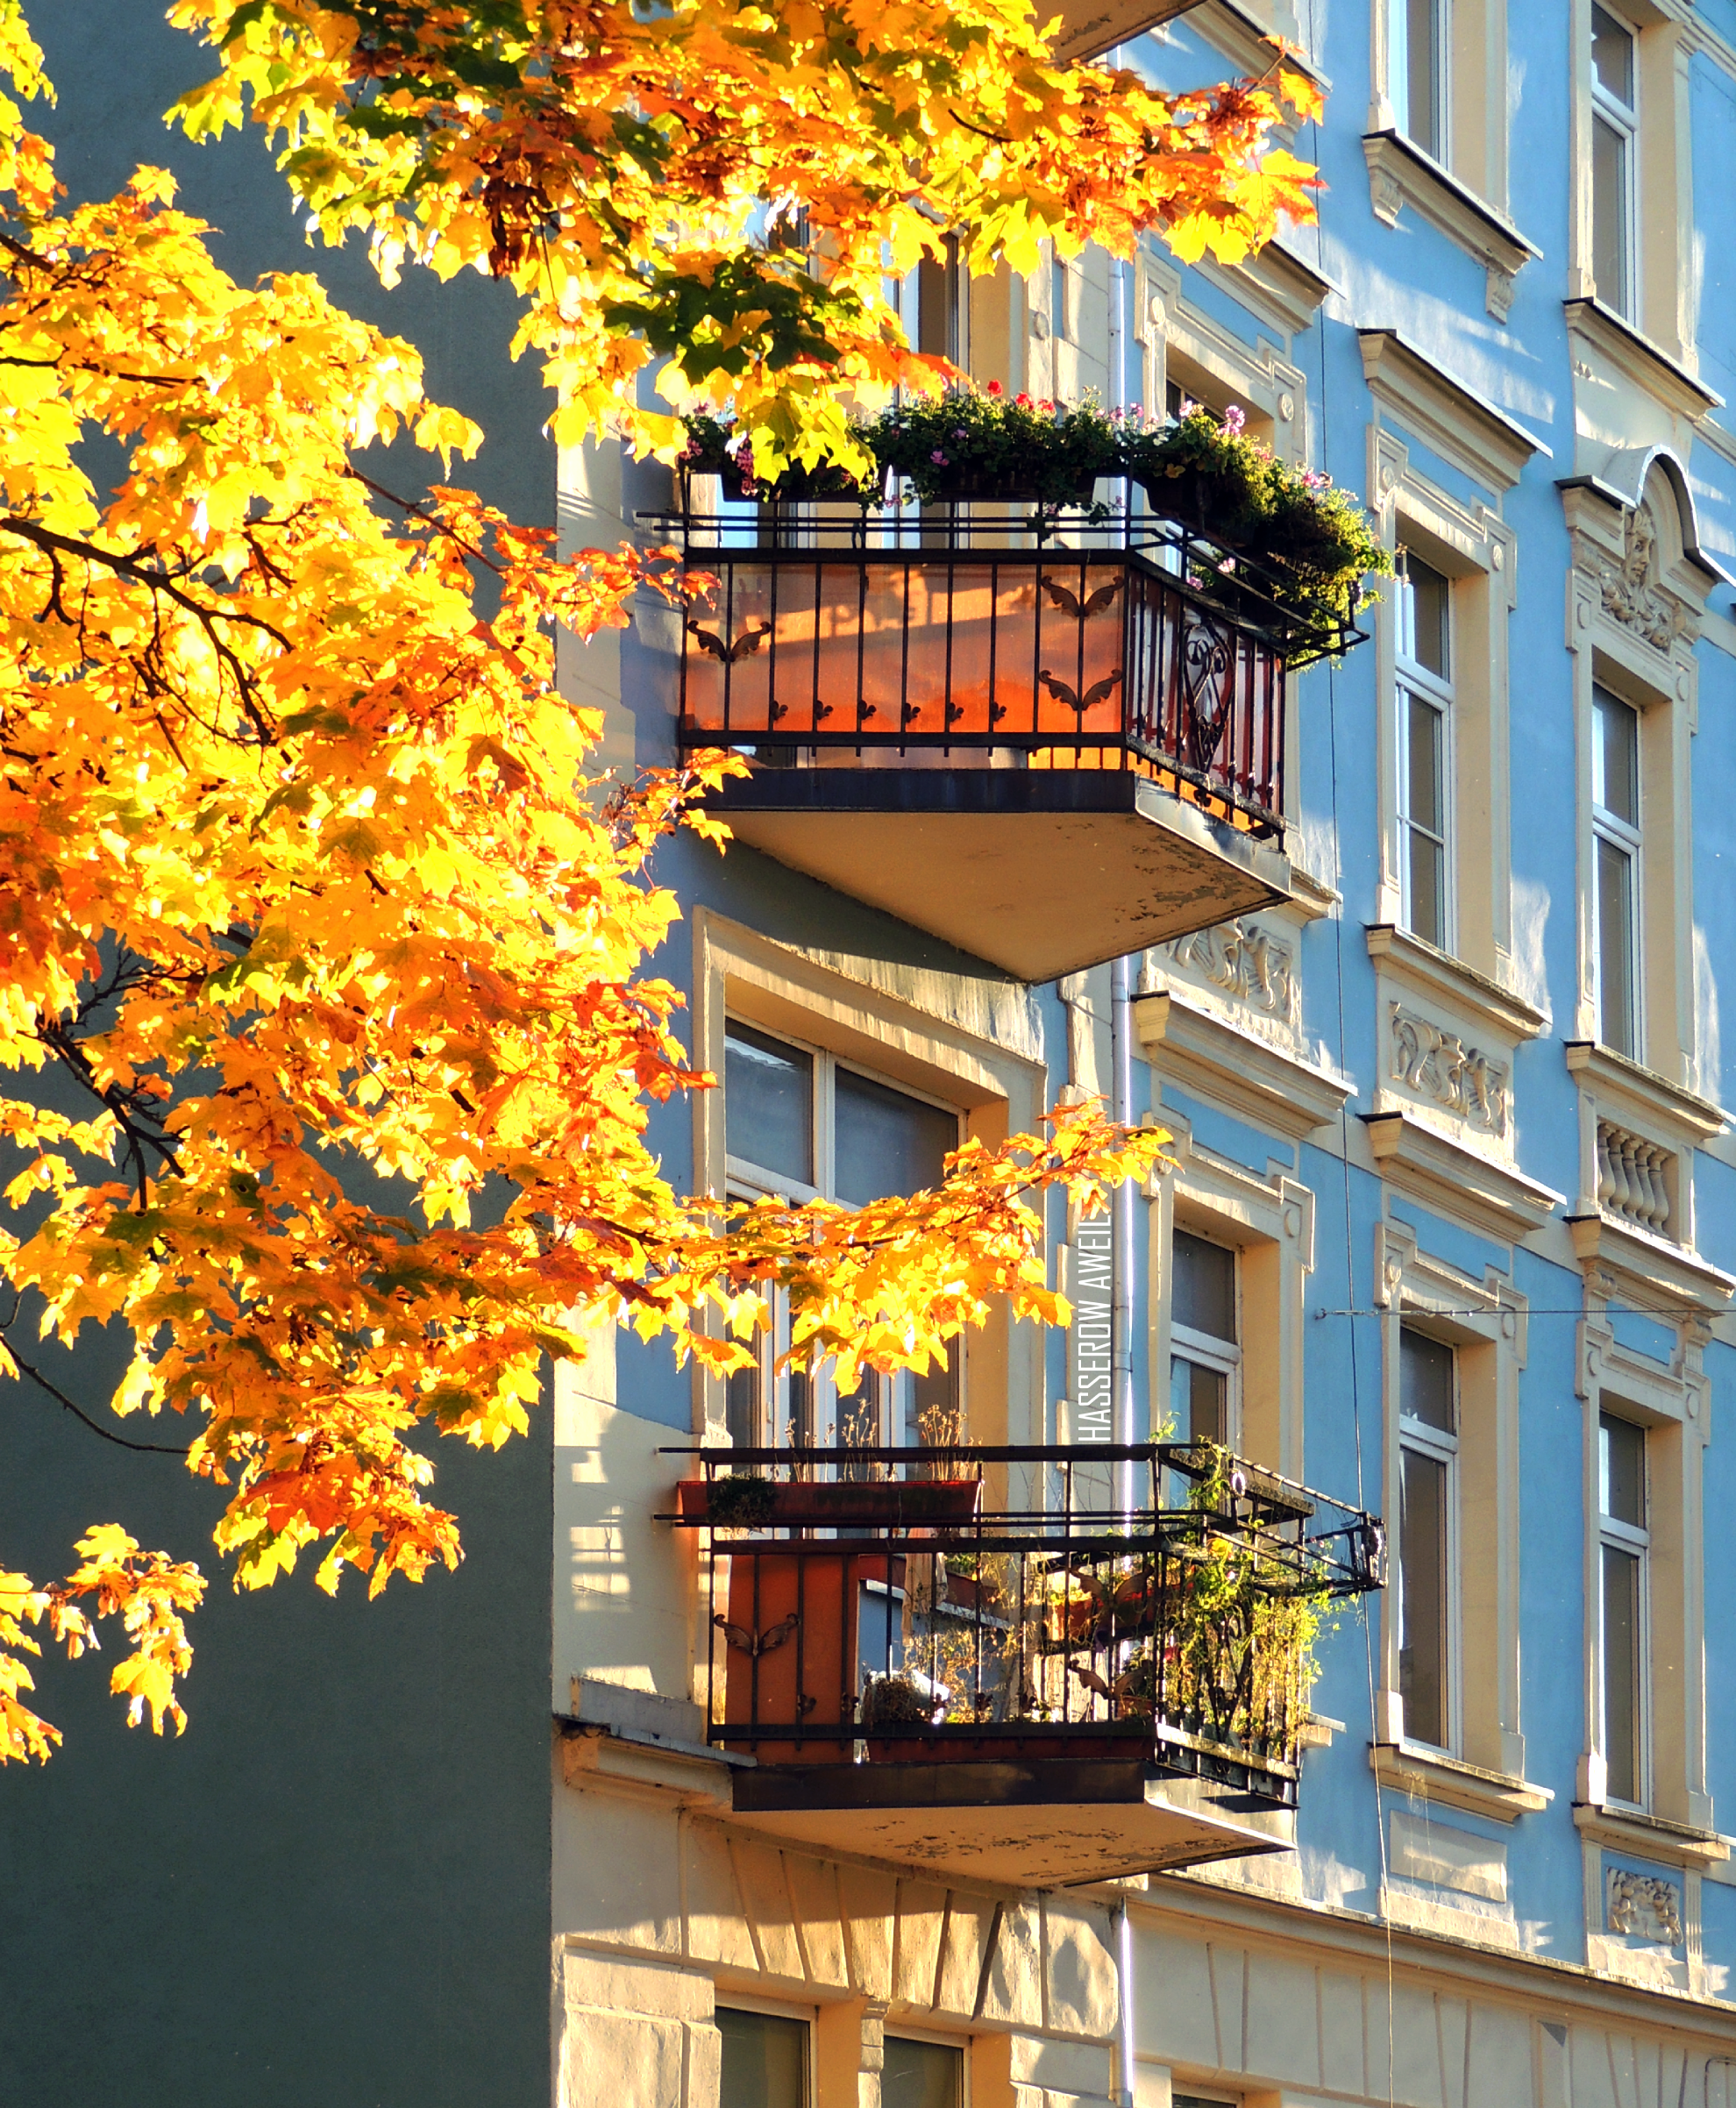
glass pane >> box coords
[883,2036,964,2108]
[834,1069,956,1205]
[1172,1228,1236,1342]
[1400,1327,1456,1433]
[718,2007,808,2108]
[726,1360,759,1450]
[1399,1445,1449,1747]
[1170,1355,1227,1447]
[1597,834,1637,1056]
[1594,687,1640,824]
[1398,554,1449,679]
[1592,113,1629,314]
[1600,1413,1646,1527]
[1405,0,1441,157]
[1592,4,1634,105]
[1406,690,1444,834]
[727,1023,813,1187]
[1602,1541,1642,1803]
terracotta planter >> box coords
[677,1476,982,1528]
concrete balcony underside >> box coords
[729,1758,1293,1888]
[712,768,1291,983]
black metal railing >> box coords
[674,539,1303,837]
[663,1442,1384,1804]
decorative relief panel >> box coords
[1388,1005,1509,1138]
[1606,1867,1683,1947]
[1597,506,1692,652]
[1166,919,1299,1032]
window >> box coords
[1592,685,1640,1058]
[1397,1326,1457,1750]
[724,1019,960,1449]
[1169,1229,1238,1447]
[883,2037,963,2108]
[1591,4,1638,319]
[718,2007,808,2108]
[1391,0,1447,160]
[1599,1411,1648,1806]
[1395,552,1453,951]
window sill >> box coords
[1362,1108,1562,1243]
[1574,1800,1729,1869]
[1370,1741,1552,1823]
[1367,925,1548,1045]
[1566,1212,1735,1311]
[1563,299,1722,424]
[1362,131,1540,321]
[1563,1041,1726,1145]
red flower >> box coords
[986,378,1003,395]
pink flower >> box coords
[931,449,949,465]
[953,428,967,439]
[1222,404,1247,435]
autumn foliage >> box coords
[0,0,1320,1760]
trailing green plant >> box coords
[1120,402,1392,639]
[704,1474,779,1529]
[868,381,1118,508]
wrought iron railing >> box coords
[673,538,1306,837]
[663,1443,1384,1804]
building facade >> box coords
[15,4,1736,2107]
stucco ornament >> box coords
[1170,920,1299,1028]
[1598,504,1690,652]
[1389,1006,1509,1136]
[1606,1868,1684,1947]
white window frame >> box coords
[1167,1230,1242,1451]
[1591,683,1643,1061]
[1590,2,1640,322]
[1597,1411,1652,1812]
[1396,1323,1462,1757]
[724,1015,964,1452]
[1394,552,1455,954]
[1390,0,1449,162]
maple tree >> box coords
[0,0,1321,1763]
[166,0,1323,478]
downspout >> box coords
[1114,1890,1137,2108]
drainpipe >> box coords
[1110,951,1136,1517]
[1113,1890,1138,2108]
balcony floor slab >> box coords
[727,1759,1292,1887]
[709,771,1291,982]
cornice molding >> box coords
[1366,925,1549,1043]
[1192,239,1333,344]
[1362,132,1540,322]
[1358,328,1548,495]
[1362,1109,1562,1243]
[1135,987,1351,1141]
[1563,299,1722,423]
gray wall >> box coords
[1,8,556,2101]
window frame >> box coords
[1167,1228,1242,1451]
[1597,1408,1652,1812]
[723,1013,965,1452]
[1390,0,1449,163]
[1394,550,1455,955]
[1395,1323,1462,1756]
[715,2000,815,2108]
[1590,1,1640,322]
[1590,683,1643,1061]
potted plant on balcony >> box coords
[678,411,882,504]
[1119,403,1391,643]
[867,381,1118,509]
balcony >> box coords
[664,1442,1384,1887]
[672,515,1346,981]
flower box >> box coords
[676,1475,982,1528]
